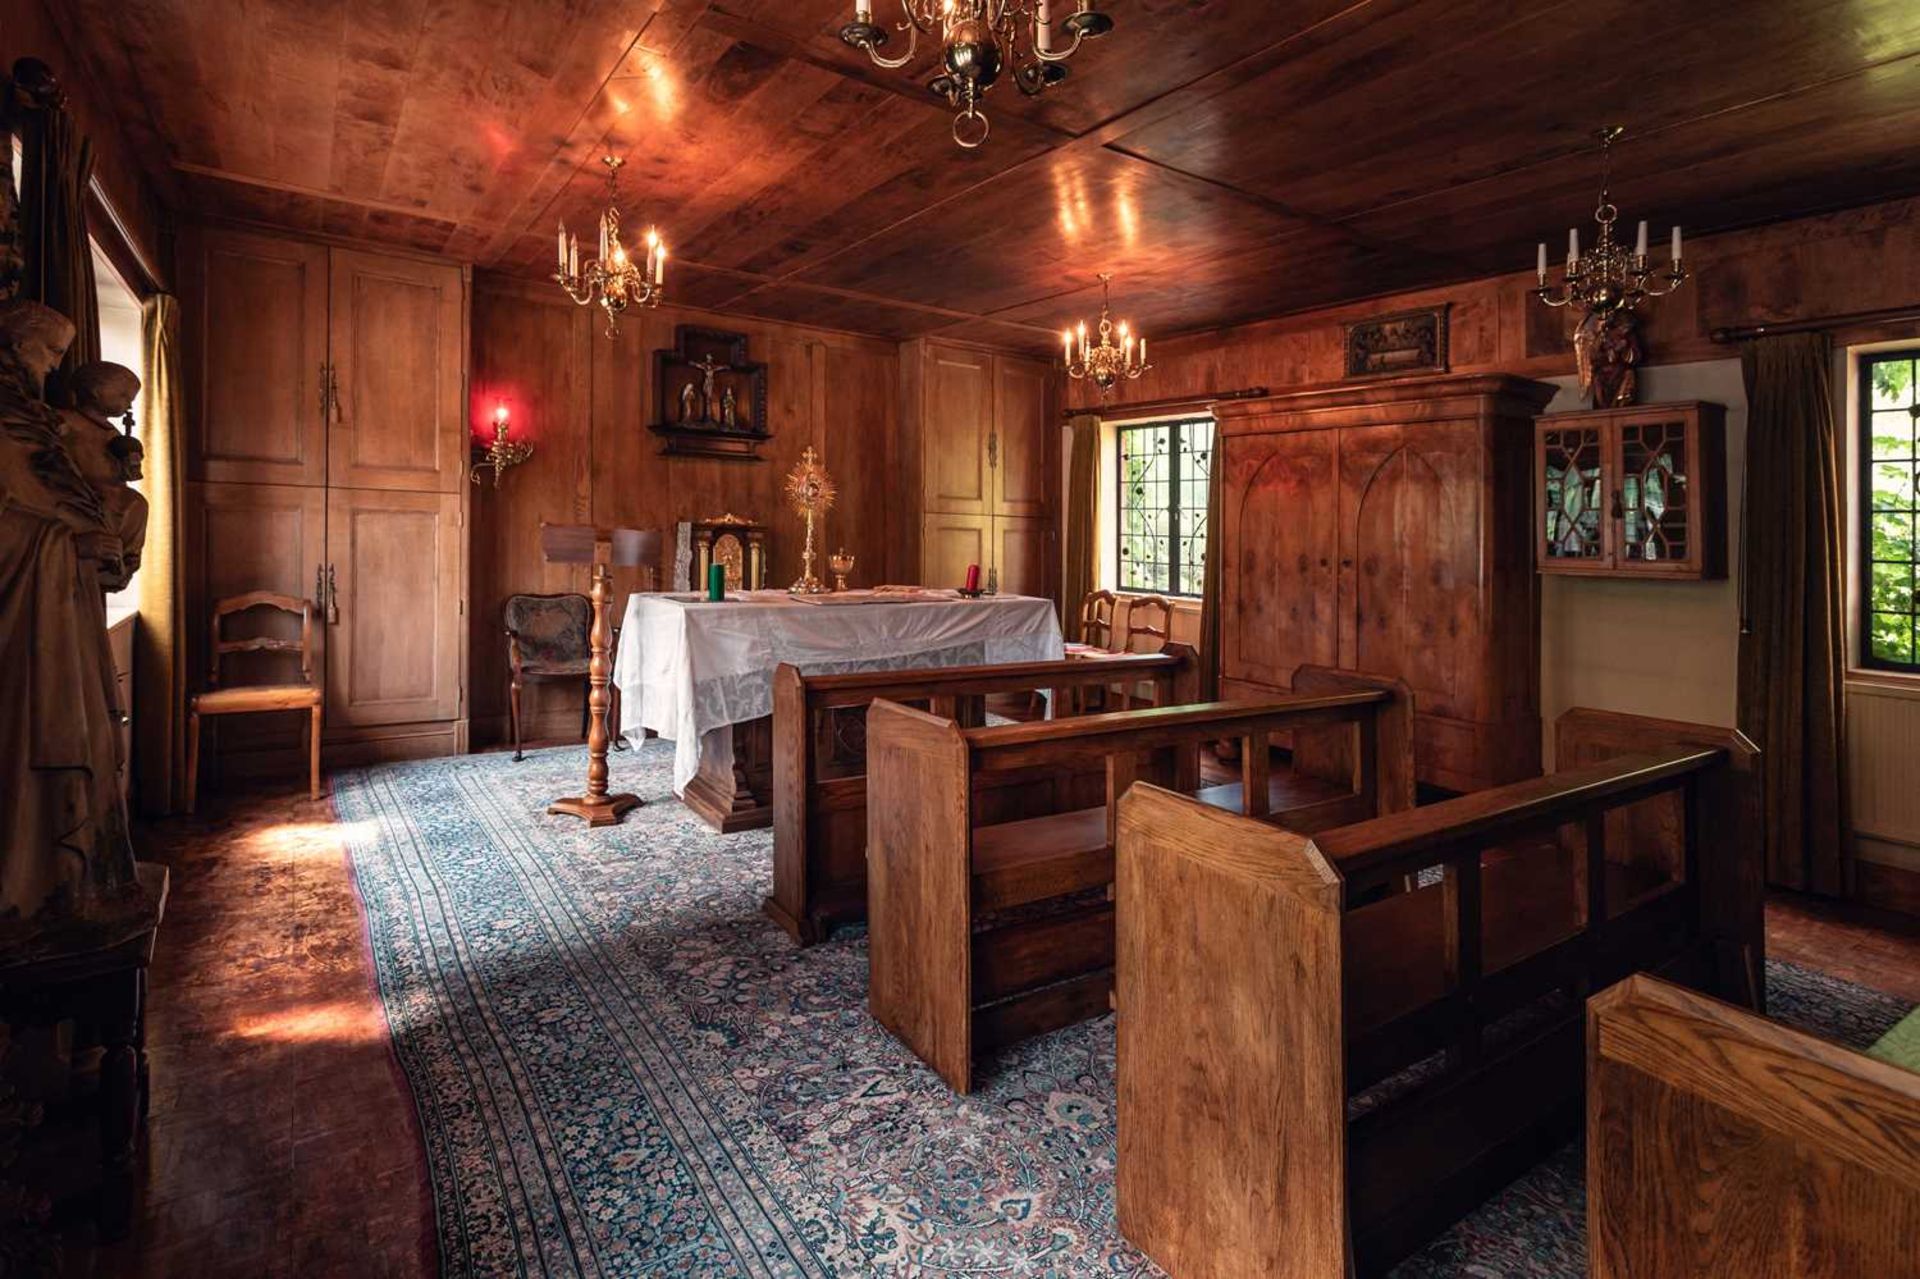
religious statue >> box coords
[60,361,147,591]
[678,380,697,423]
[689,353,725,422]
[0,299,139,938]
[1574,309,1642,409]
[720,386,737,430]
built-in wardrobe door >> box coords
[921,512,988,592]
[1336,421,1484,721]
[1221,428,1339,689]
[327,250,468,492]
[996,516,1048,598]
[324,488,463,727]
[182,228,330,487]
[921,345,993,516]
[992,355,1051,519]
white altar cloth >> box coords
[614,590,1064,793]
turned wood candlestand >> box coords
[539,523,655,826]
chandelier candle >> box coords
[1533,126,1687,320]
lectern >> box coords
[540,523,656,826]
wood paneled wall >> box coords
[468,275,903,746]
[1066,196,1920,413]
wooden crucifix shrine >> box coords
[540,523,657,826]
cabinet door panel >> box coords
[184,229,330,486]
[1222,430,1338,687]
[923,347,992,515]
[1339,423,1482,719]
[184,481,327,756]
[325,489,463,727]
[328,251,467,491]
[922,512,987,591]
[997,515,1048,598]
[993,355,1051,518]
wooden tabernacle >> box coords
[1114,709,1762,1277]
[866,672,1415,1094]
[1587,974,1920,1278]
[767,645,1202,945]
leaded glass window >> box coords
[1862,351,1920,670]
[1117,417,1213,597]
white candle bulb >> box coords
[856,0,871,19]
[1036,0,1052,53]
[1536,242,1547,282]
[599,214,609,263]
[1671,225,1682,263]
[558,223,567,273]
[1062,330,1073,363]
[1568,227,1580,263]
[1139,338,1146,366]
[1634,220,1648,259]
[654,244,666,285]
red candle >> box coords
[964,563,980,593]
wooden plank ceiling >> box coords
[56,0,1920,351]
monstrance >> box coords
[785,447,836,594]
[540,523,657,826]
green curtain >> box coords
[135,294,188,815]
[1737,333,1851,894]
[1197,419,1224,700]
[1062,414,1100,637]
[17,84,98,399]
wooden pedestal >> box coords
[682,715,774,833]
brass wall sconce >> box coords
[472,403,533,488]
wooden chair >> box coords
[1587,974,1920,1278]
[1113,708,1763,1276]
[505,592,622,762]
[186,591,321,812]
[1115,594,1172,708]
[1073,588,1116,649]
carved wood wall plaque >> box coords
[649,326,771,460]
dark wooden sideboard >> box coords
[1215,372,1556,793]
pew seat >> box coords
[869,679,1416,1094]
[1115,708,1764,1277]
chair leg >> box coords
[579,680,590,742]
[185,710,201,815]
[609,682,627,752]
[510,677,524,762]
[309,705,322,799]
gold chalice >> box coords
[828,548,856,592]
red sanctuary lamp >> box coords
[472,400,533,488]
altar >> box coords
[614,590,1064,831]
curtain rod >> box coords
[1058,386,1269,421]
[1711,307,1920,343]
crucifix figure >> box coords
[689,353,726,422]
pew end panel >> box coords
[1588,974,1920,1278]
[865,698,976,1093]
[1116,783,1348,1279]
[1288,665,1417,827]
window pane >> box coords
[1871,561,1915,615]
[1871,358,1915,411]
[1117,417,1213,598]
[1873,410,1916,461]
[1870,612,1915,665]
[1872,462,1916,510]
[1872,511,1916,563]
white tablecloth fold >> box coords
[614,591,1064,793]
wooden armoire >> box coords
[1216,373,1556,793]
[900,339,1055,596]
[180,224,471,774]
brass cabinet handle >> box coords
[319,362,332,420]
[315,563,327,620]
[326,563,340,625]
[328,364,344,425]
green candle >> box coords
[707,562,726,602]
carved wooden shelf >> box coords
[1537,400,1726,579]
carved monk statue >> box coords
[60,361,147,591]
[0,299,138,937]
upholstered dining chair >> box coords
[504,592,622,762]
[186,591,322,813]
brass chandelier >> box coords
[841,0,1115,149]
[1533,127,1686,319]
[1063,273,1148,396]
[554,155,666,337]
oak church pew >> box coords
[767,645,1202,944]
[867,679,1414,1094]
[1115,710,1761,1277]
[1587,974,1920,1279]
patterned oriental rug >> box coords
[333,745,1913,1279]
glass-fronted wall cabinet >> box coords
[1536,401,1726,579]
